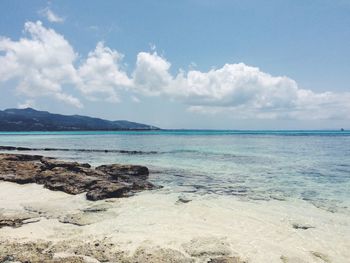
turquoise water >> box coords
[0,130,349,213]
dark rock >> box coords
[0,155,43,184]
[176,195,192,204]
[42,171,101,195]
[3,153,43,162]
[132,180,158,190]
[96,164,149,180]
[310,251,331,263]
[292,223,315,230]
[41,158,91,171]
[0,153,159,201]
[86,182,131,201]
[81,203,111,213]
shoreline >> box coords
[0,153,349,262]
[0,153,159,201]
[1,182,349,262]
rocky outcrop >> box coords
[0,153,160,201]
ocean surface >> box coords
[0,130,349,214]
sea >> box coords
[0,130,349,214]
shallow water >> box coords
[0,130,349,213]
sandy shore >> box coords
[0,182,349,263]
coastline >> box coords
[0,153,349,262]
[1,182,349,262]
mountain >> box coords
[0,108,159,131]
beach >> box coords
[1,0,350,261]
[0,131,350,262]
[1,181,349,262]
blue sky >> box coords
[0,0,349,129]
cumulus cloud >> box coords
[0,21,133,108]
[39,8,65,23]
[132,52,350,119]
[0,21,82,108]
[0,21,349,120]
[133,51,172,96]
[77,42,132,102]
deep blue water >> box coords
[0,130,349,213]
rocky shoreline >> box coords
[0,153,159,201]
[0,153,249,263]
[0,153,347,262]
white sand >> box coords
[0,182,349,262]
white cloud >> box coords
[133,51,172,96]
[77,42,132,102]
[132,52,350,120]
[39,8,65,23]
[0,21,132,108]
[1,21,349,120]
[0,21,82,108]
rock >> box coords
[0,153,159,201]
[86,182,131,201]
[60,212,106,226]
[3,153,43,162]
[0,154,43,184]
[182,237,232,258]
[131,246,193,263]
[39,168,101,195]
[51,239,126,262]
[51,255,86,263]
[0,240,53,262]
[292,223,315,230]
[81,203,112,213]
[132,180,158,190]
[310,251,331,263]
[96,164,149,180]
[42,158,91,171]
[176,195,192,204]
[60,204,116,226]
[208,256,247,263]
[0,212,39,228]
[280,255,308,263]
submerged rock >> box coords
[292,223,315,230]
[0,211,39,228]
[0,153,159,201]
[96,164,149,180]
[280,255,308,263]
[176,195,192,204]
[310,251,331,263]
[86,182,131,201]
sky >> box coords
[0,0,349,129]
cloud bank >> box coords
[0,21,349,119]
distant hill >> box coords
[0,108,159,131]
